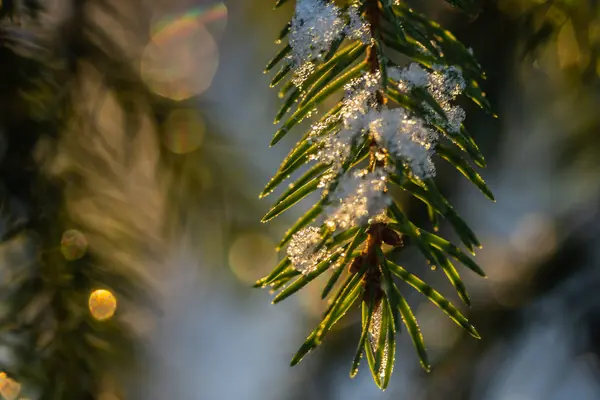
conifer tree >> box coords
[0,0,240,398]
[256,0,495,389]
[0,2,158,398]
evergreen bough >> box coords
[256,0,495,389]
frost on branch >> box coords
[428,65,467,132]
[290,0,344,65]
[340,72,380,133]
[261,0,490,388]
[310,126,354,189]
[289,0,371,87]
[369,108,437,180]
[310,72,380,187]
[287,226,329,274]
[324,168,390,231]
[346,5,372,44]
[310,69,439,183]
[289,0,345,86]
[389,63,430,91]
[389,63,467,133]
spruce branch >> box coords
[258,0,494,389]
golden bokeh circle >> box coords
[141,18,219,101]
[60,229,88,261]
[89,289,117,321]
[0,372,21,400]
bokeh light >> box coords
[60,229,88,261]
[163,108,205,154]
[510,213,556,263]
[0,372,20,400]
[141,4,227,100]
[89,289,117,321]
[228,233,277,284]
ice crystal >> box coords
[427,65,466,132]
[345,5,372,44]
[369,302,383,342]
[288,1,372,87]
[368,302,390,379]
[388,63,429,91]
[310,69,438,183]
[312,128,356,187]
[287,226,329,274]
[310,72,381,187]
[291,61,316,88]
[340,72,380,132]
[390,63,467,133]
[442,105,466,133]
[307,109,342,143]
[429,65,466,102]
[324,168,390,231]
[289,0,345,66]
[369,107,437,180]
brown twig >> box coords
[349,1,386,301]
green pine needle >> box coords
[258,0,494,389]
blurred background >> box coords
[1,0,600,399]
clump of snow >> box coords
[291,61,316,88]
[388,63,429,91]
[287,226,329,274]
[340,72,381,133]
[289,0,345,87]
[369,107,437,180]
[310,72,381,188]
[345,5,372,44]
[309,68,440,187]
[289,0,345,66]
[324,168,390,231]
[428,65,466,132]
[389,63,467,133]
[289,1,372,87]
